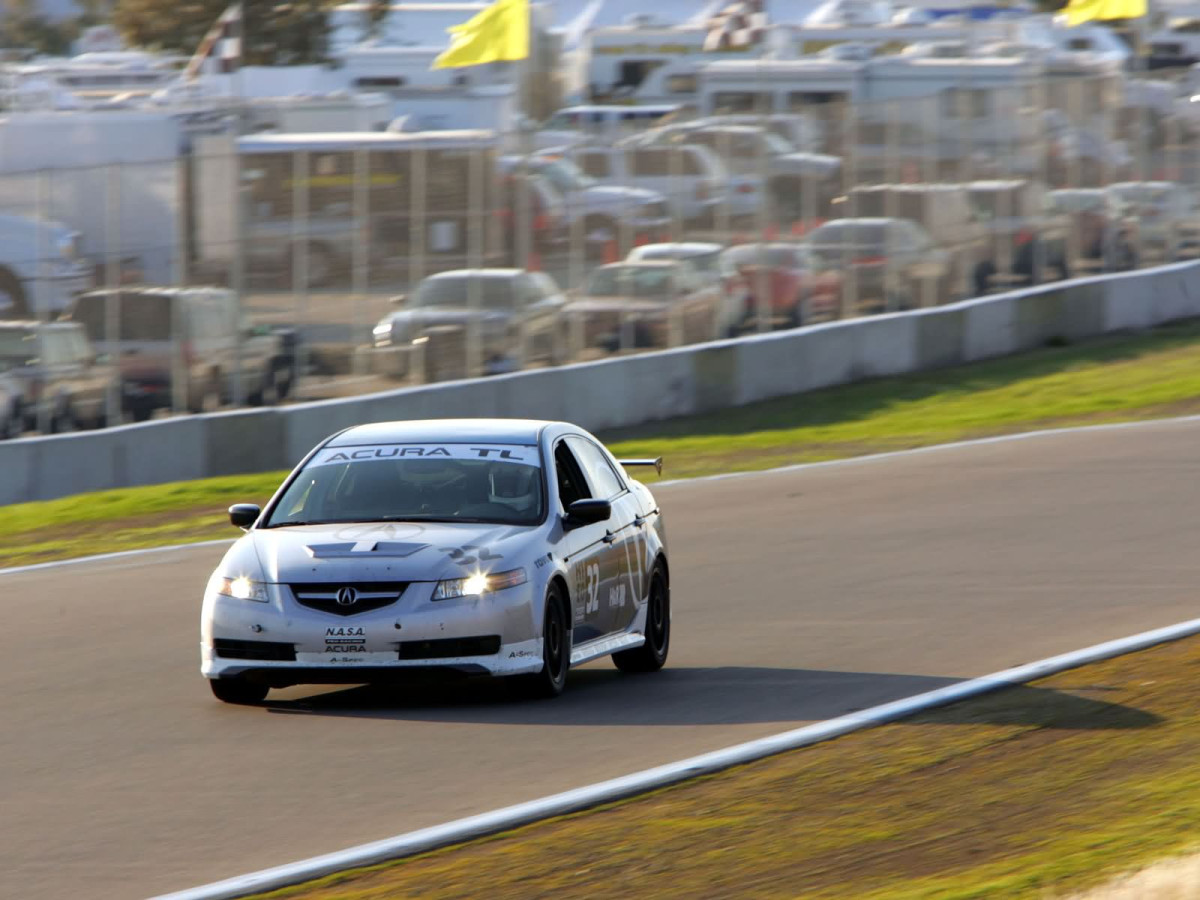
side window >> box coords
[629,149,669,177]
[554,441,591,510]
[680,149,704,176]
[576,151,611,178]
[41,333,66,366]
[566,436,625,500]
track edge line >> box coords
[150,615,1200,900]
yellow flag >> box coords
[1063,0,1146,25]
[432,0,529,69]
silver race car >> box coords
[200,419,669,703]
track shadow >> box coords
[261,665,1159,730]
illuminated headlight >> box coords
[209,573,270,603]
[432,568,527,601]
[372,322,396,347]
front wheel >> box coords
[510,583,569,699]
[613,565,670,673]
[210,678,269,705]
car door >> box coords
[553,438,626,644]
[564,435,643,636]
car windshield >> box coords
[70,293,172,341]
[0,328,37,365]
[724,245,801,268]
[413,276,517,310]
[1110,184,1173,207]
[585,265,674,298]
[637,248,718,273]
[763,132,796,155]
[807,223,889,254]
[534,157,597,191]
[264,443,545,527]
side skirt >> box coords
[569,631,645,667]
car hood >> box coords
[225,521,542,584]
[770,152,841,177]
[584,186,664,208]
[567,295,670,313]
[388,308,514,328]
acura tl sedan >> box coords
[201,418,670,703]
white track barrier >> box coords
[154,614,1200,900]
[1,261,1197,505]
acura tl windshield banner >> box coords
[310,444,541,467]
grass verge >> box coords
[246,636,1200,900]
[5,319,1200,568]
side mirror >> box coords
[564,498,611,527]
[228,503,261,529]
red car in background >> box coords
[719,242,843,328]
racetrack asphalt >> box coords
[5,418,1200,900]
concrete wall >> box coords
[3,261,1198,506]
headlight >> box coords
[432,568,527,601]
[372,321,396,347]
[209,573,270,603]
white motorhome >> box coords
[694,47,1110,176]
[0,213,92,319]
[192,131,506,286]
[0,110,182,285]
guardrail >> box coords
[1,260,1196,506]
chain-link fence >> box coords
[0,71,1197,435]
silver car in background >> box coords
[201,418,670,703]
[373,269,567,373]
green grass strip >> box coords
[4,319,1200,569]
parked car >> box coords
[1106,181,1200,260]
[0,321,115,431]
[499,155,671,255]
[704,113,825,154]
[802,218,952,312]
[566,259,722,351]
[66,287,297,419]
[0,370,22,439]
[630,122,841,221]
[1045,189,1137,272]
[719,242,844,327]
[626,242,746,336]
[373,269,566,373]
[0,213,93,320]
[552,143,728,225]
[532,104,682,150]
[966,180,1071,291]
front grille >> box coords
[399,636,501,660]
[213,638,296,661]
[289,582,409,617]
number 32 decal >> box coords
[576,563,600,616]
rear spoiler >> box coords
[618,457,663,476]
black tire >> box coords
[49,401,77,434]
[510,582,570,699]
[0,267,29,319]
[209,678,269,705]
[613,564,670,674]
[249,364,290,407]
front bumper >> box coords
[201,580,544,683]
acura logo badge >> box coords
[336,586,359,607]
